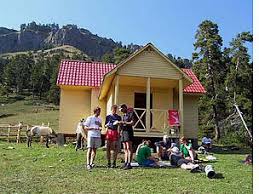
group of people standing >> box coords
[75,104,214,176]
[76,104,134,170]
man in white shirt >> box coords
[83,107,102,170]
[202,134,212,151]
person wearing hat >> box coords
[119,104,134,170]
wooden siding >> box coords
[152,88,173,129]
[106,87,114,115]
[117,50,182,79]
[183,95,199,138]
[91,88,100,111]
[59,89,91,134]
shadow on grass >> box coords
[0,113,17,118]
[211,145,252,155]
[213,173,225,179]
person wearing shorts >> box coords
[119,104,134,170]
[105,105,122,168]
[83,107,102,170]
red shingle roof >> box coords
[57,60,206,94]
[182,68,206,94]
[57,60,116,87]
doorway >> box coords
[134,93,153,130]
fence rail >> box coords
[0,123,29,143]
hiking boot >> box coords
[86,164,92,171]
[123,163,132,170]
[107,162,111,168]
[111,162,116,168]
[120,163,127,169]
[190,164,200,173]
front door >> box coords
[134,93,153,130]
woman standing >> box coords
[119,104,134,170]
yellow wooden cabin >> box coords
[57,43,206,143]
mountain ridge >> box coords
[0,22,141,60]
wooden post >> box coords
[146,77,151,132]
[179,78,184,136]
[17,127,21,144]
[7,125,10,142]
[114,75,120,105]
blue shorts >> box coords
[141,159,156,167]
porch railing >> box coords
[150,109,169,132]
[132,108,169,132]
[133,108,146,131]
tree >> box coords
[167,54,192,68]
[224,32,253,142]
[113,47,132,64]
[102,52,114,63]
[192,20,227,140]
[3,54,33,93]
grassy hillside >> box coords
[0,45,89,60]
[0,97,59,131]
[0,142,252,194]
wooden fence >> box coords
[0,123,29,143]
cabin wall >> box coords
[59,88,91,134]
[183,95,199,138]
[117,50,182,79]
[106,87,114,115]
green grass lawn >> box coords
[0,142,252,194]
[0,98,59,131]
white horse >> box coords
[27,125,57,148]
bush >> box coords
[219,129,250,146]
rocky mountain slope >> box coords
[0,22,140,60]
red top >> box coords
[57,59,206,94]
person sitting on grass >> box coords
[136,140,158,167]
[169,146,201,172]
[83,107,102,171]
[201,133,213,151]
[154,135,175,160]
[180,137,197,162]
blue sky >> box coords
[0,0,253,58]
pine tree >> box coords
[192,20,227,140]
[225,32,253,141]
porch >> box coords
[112,75,185,137]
